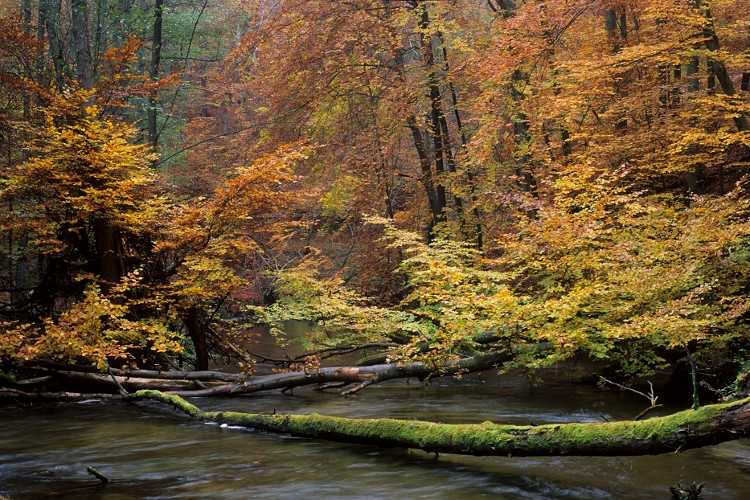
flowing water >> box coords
[2,324,749,498]
[2,372,750,499]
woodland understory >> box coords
[2,0,750,464]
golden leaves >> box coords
[5,277,182,369]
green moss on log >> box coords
[127,390,750,457]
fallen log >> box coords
[0,388,117,402]
[171,349,513,397]
[10,349,518,397]
[28,362,242,382]
[52,370,222,392]
[127,390,750,457]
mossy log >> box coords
[127,390,750,457]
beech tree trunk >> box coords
[148,0,164,148]
[696,0,749,132]
[93,218,124,290]
[71,0,94,89]
[185,306,209,371]
[128,391,750,458]
[41,0,65,88]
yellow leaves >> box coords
[2,89,163,249]
[499,179,750,377]
[6,277,182,369]
[166,253,245,308]
[319,175,361,220]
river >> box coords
[2,371,749,499]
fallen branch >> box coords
[14,349,516,397]
[127,390,750,457]
[171,350,513,397]
[599,377,663,420]
[0,388,116,401]
[246,343,401,366]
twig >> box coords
[600,376,660,419]
[634,404,663,421]
[600,377,659,406]
[106,362,129,396]
[87,466,109,484]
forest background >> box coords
[1,0,750,403]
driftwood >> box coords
[128,390,750,457]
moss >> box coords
[127,389,205,419]
[128,391,750,457]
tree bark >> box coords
[185,306,209,371]
[41,0,66,89]
[71,0,94,89]
[696,1,749,132]
[18,349,515,397]
[148,0,164,148]
[128,390,750,457]
[93,218,124,290]
[172,349,513,397]
[436,29,484,250]
[417,6,449,221]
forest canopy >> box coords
[1,0,750,402]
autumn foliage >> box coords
[1,0,750,398]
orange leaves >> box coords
[156,142,311,310]
[160,142,308,249]
[0,15,45,90]
[467,0,750,375]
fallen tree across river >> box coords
[128,390,750,457]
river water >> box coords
[2,371,749,499]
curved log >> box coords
[127,390,750,457]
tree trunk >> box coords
[41,0,66,89]
[71,0,94,89]
[437,30,484,250]
[148,0,164,148]
[390,4,446,237]
[173,349,513,397]
[93,218,123,290]
[407,115,444,235]
[185,306,209,371]
[128,391,750,457]
[417,4,451,232]
[511,71,536,194]
[696,1,749,132]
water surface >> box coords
[1,374,748,498]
